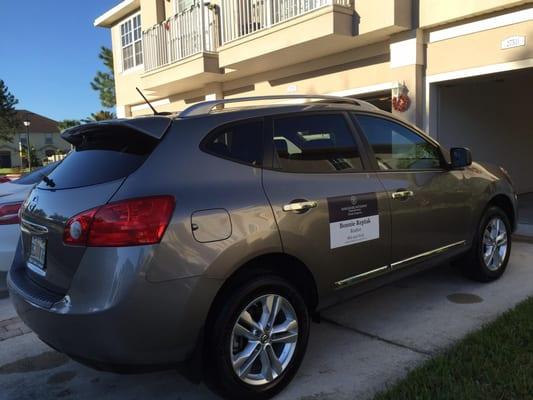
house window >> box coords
[45,133,53,145]
[120,14,143,71]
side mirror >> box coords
[450,147,472,169]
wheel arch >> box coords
[488,194,516,231]
[192,253,318,381]
[211,252,319,314]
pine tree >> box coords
[91,47,116,109]
[0,80,21,142]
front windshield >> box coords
[13,162,59,185]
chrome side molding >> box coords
[390,240,466,270]
[334,240,466,289]
[334,265,389,289]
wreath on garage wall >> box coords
[392,94,411,112]
[392,83,411,112]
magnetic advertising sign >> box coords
[327,193,379,249]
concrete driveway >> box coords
[1,241,533,400]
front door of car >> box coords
[354,113,471,268]
[262,112,392,295]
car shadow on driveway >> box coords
[1,241,533,400]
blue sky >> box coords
[0,1,120,121]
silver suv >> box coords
[8,95,516,399]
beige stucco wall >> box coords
[140,0,166,30]
[427,19,533,76]
[130,85,208,116]
[357,0,412,34]
[420,0,532,28]
[224,41,391,95]
[130,40,396,116]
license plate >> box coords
[29,236,47,270]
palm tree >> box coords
[57,119,81,132]
[83,110,116,123]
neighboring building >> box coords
[0,110,70,168]
[95,0,533,194]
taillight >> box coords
[0,202,22,225]
[63,196,175,247]
[63,208,98,245]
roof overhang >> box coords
[94,0,140,28]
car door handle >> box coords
[391,190,414,200]
[282,201,318,213]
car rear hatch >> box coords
[18,117,172,296]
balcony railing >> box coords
[220,0,353,44]
[143,3,219,72]
[142,0,353,72]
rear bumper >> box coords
[8,244,223,367]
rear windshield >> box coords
[41,127,158,190]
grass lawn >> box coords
[374,296,533,400]
[0,168,28,175]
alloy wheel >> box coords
[230,294,298,386]
[482,216,508,271]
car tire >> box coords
[458,206,512,282]
[205,274,310,400]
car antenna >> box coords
[136,87,159,115]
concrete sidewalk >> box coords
[1,241,533,400]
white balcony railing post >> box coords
[200,1,206,51]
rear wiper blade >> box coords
[40,174,56,188]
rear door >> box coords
[19,122,165,295]
[262,112,391,294]
[354,113,470,268]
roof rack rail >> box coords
[179,94,376,117]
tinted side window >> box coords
[203,120,263,166]
[272,114,363,173]
[356,115,442,170]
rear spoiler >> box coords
[61,116,173,146]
